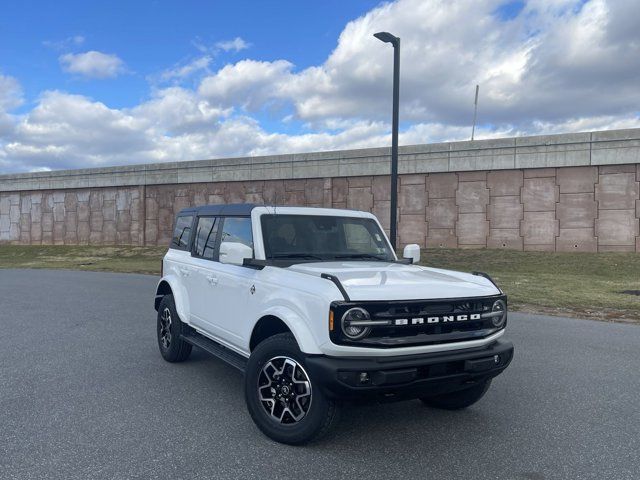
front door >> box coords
[206,216,257,348]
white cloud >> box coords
[59,51,126,79]
[131,87,231,134]
[157,56,213,82]
[198,59,293,110]
[5,91,151,170]
[0,73,23,161]
[215,37,251,52]
[2,0,640,173]
[0,73,23,111]
[153,36,251,85]
[43,35,85,51]
[193,0,640,130]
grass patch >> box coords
[0,245,166,275]
[0,245,638,321]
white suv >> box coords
[154,204,513,444]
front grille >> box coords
[330,295,506,348]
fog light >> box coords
[359,372,370,384]
[494,355,500,364]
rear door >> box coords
[187,215,224,335]
[165,214,196,320]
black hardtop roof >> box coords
[177,203,258,217]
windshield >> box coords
[261,214,395,262]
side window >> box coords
[193,216,220,260]
[220,217,253,251]
[171,215,193,250]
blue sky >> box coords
[0,0,638,173]
[0,0,375,109]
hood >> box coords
[286,261,500,301]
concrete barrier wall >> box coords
[1,128,639,252]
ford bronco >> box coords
[154,204,513,444]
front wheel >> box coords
[244,333,340,445]
[420,379,492,410]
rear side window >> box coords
[193,216,220,260]
[220,217,253,250]
[171,215,193,250]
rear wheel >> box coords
[420,379,492,410]
[157,294,192,363]
[244,333,340,445]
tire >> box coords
[420,379,492,410]
[157,294,192,363]
[244,333,340,445]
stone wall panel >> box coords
[595,210,638,246]
[427,228,458,248]
[399,183,426,214]
[53,222,65,245]
[426,173,457,198]
[457,213,489,246]
[78,222,90,244]
[487,229,523,250]
[556,228,597,252]
[331,178,348,204]
[427,198,457,229]
[64,193,77,212]
[557,166,597,193]
[346,186,373,212]
[372,176,391,201]
[522,177,559,211]
[487,170,523,196]
[398,214,427,246]
[372,200,390,230]
[263,180,284,204]
[488,196,522,229]
[521,211,558,247]
[26,221,40,243]
[456,181,489,213]
[304,179,325,205]
[557,193,597,229]
[595,173,639,210]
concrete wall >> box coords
[1,128,639,252]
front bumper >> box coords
[304,340,514,401]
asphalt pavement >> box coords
[1,269,639,480]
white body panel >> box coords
[158,206,503,358]
[287,261,498,301]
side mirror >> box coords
[402,244,421,264]
[219,242,253,266]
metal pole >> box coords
[471,84,479,141]
[389,38,400,250]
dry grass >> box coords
[0,245,166,275]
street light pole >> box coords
[374,31,400,250]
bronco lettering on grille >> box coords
[393,313,481,326]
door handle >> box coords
[206,275,218,286]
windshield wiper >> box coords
[333,253,389,261]
[270,253,324,260]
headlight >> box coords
[490,299,507,327]
[341,307,371,340]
